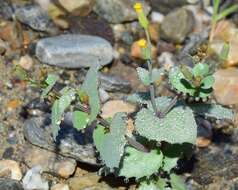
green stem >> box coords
[145,29,159,116]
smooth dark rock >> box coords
[150,0,188,14]
[35,34,114,68]
[23,114,98,165]
[0,178,24,190]
[93,0,150,23]
[69,13,115,44]
[15,5,58,34]
[99,73,132,93]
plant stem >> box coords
[145,29,159,116]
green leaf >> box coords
[81,65,100,124]
[51,88,76,140]
[190,103,234,121]
[138,11,149,29]
[126,92,150,105]
[99,113,127,170]
[163,157,178,173]
[72,111,89,131]
[137,67,150,85]
[219,42,230,61]
[170,174,186,190]
[41,74,58,98]
[217,4,238,21]
[135,107,197,144]
[201,75,215,89]
[169,67,212,98]
[137,67,164,86]
[192,63,209,77]
[119,146,163,179]
[93,124,106,151]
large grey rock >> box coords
[15,5,57,33]
[23,114,98,165]
[36,34,114,68]
[161,8,195,43]
[94,0,150,23]
[0,178,23,190]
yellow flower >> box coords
[137,39,147,48]
[134,3,143,13]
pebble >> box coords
[51,183,69,190]
[58,0,94,16]
[213,68,238,105]
[99,73,132,93]
[35,34,113,68]
[0,160,22,180]
[24,146,76,179]
[101,100,136,119]
[18,55,34,71]
[151,11,165,23]
[0,178,24,190]
[23,114,98,165]
[131,40,157,59]
[160,8,195,43]
[93,0,150,23]
[68,173,111,190]
[99,88,110,103]
[22,166,49,190]
[15,5,58,34]
[158,52,177,71]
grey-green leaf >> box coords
[135,107,197,144]
[72,111,90,131]
[119,147,163,179]
[137,67,164,86]
[137,67,150,85]
[170,174,186,190]
[81,65,100,124]
[93,124,106,151]
[139,179,167,190]
[51,88,75,140]
[99,113,127,169]
[41,74,59,98]
[190,103,234,121]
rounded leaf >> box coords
[201,75,215,89]
[192,63,209,77]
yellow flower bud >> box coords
[137,39,147,48]
[134,3,143,13]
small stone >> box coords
[94,0,150,23]
[18,55,33,70]
[148,23,160,43]
[15,5,58,34]
[196,137,211,148]
[0,160,22,180]
[7,99,22,112]
[36,34,113,68]
[158,52,177,71]
[151,11,165,23]
[59,0,95,16]
[101,100,136,119]
[51,184,69,190]
[22,166,49,190]
[160,8,195,43]
[213,68,238,105]
[131,40,157,59]
[0,178,24,190]
[24,146,76,179]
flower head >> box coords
[137,39,147,48]
[134,3,143,13]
